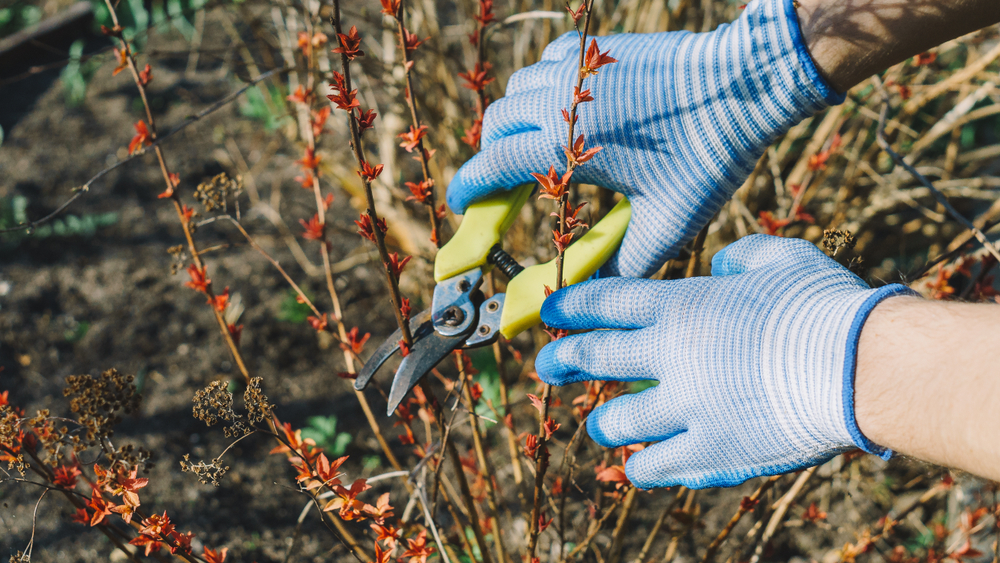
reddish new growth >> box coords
[129,120,151,154]
[387,253,412,278]
[138,64,152,86]
[379,0,401,16]
[355,213,387,243]
[287,85,313,105]
[307,314,328,332]
[400,29,426,53]
[328,72,360,111]
[459,63,495,92]
[207,287,230,312]
[299,214,325,241]
[342,327,371,355]
[405,180,435,203]
[565,133,602,166]
[332,25,364,60]
[358,161,384,182]
[462,0,496,149]
[398,125,429,152]
[185,264,210,294]
[581,39,618,77]
[296,148,321,171]
[531,166,573,200]
[297,31,328,57]
[357,108,377,132]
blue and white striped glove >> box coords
[446,0,843,277]
[535,235,914,489]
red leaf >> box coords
[311,107,331,138]
[138,64,153,86]
[203,547,228,563]
[543,417,560,439]
[380,0,401,15]
[112,47,128,76]
[299,214,325,241]
[401,28,427,52]
[129,120,151,155]
[552,230,574,253]
[307,314,328,332]
[581,39,617,77]
[595,463,630,489]
[387,252,412,278]
[184,264,210,294]
[297,148,321,171]
[357,108,377,132]
[398,125,428,152]
[405,180,435,203]
[458,63,495,91]
[357,161,384,182]
[462,118,483,148]
[474,0,496,25]
[527,394,544,415]
[355,213,387,243]
[332,25,364,60]
[287,85,312,105]
[530,166,572,200]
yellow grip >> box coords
[434,184,534,282]
[500,198,631,339]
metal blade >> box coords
[385,330,466,415]
[355,308,433,391]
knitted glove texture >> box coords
[446,0,843,277]
[536,235,914,489]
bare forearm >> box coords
[796,0,1000,92]
[856,297,1000,480]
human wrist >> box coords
[794,0,1000,93]
[839,285,915,458]
[855,296,1000,480]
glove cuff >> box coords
[841,284,918,459]
[741,0,845,114]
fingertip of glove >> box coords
[585,412,616,448]
[539,288,571,327]
[533,342,562,385]
[444,169,471,214]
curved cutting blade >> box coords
[355,309,433,391]
[385,329,467,415]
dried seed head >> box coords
[822,229,857,257]
[244,377,272,425]
[180,454,229,487]
[63,369,141,445]
[194,173,243,213]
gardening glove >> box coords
[446,0,843,278]
[534,235,915,489]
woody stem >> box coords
[332,0,413,346]
[394,1,445,247]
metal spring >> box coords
[487,244,524,280]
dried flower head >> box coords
[63,369,140,444]
[194,173,243,213]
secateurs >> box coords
[354,183,632,415]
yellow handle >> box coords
[499,198,631,338]
[434,184,534,282]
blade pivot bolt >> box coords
[442,306,465,326]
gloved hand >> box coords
[535,235,915,489]
[447,0,843,277]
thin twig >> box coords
[873,77,1000,264]
[0,65,292,235]
[747,467,816,563]
[701,476,782,563]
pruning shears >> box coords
[354,185,632,415]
